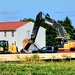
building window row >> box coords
[4,31,14,37]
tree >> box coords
[41,22,58,46]
[20,18,35,22]
[20,16,75,46]
[58,16,75,40]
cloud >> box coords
[7,16,19,19]
[0,11,19,15]
[55,11,75,17]
[55,11,75,14]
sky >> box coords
[0,0,75,27]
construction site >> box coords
[0,12,75,61]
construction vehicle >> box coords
[21,12,75,53]
[0,40,18,54]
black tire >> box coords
[70,48,75,51]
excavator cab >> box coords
[55,36,68,48]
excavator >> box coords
[20,12,75,53]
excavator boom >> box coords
[21,12,43,51]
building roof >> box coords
[0,22,29,31]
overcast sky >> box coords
[0,0,75,27]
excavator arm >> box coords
[21,12,68,53]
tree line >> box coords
[20,16,75,46]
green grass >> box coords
[0,60,75,75]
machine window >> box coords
[41,47,47,50]
[47,47,52,50]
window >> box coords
[47,47,52,50]
[4,31,7,37]
[12,31,14,37]
[41,47,47,50]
